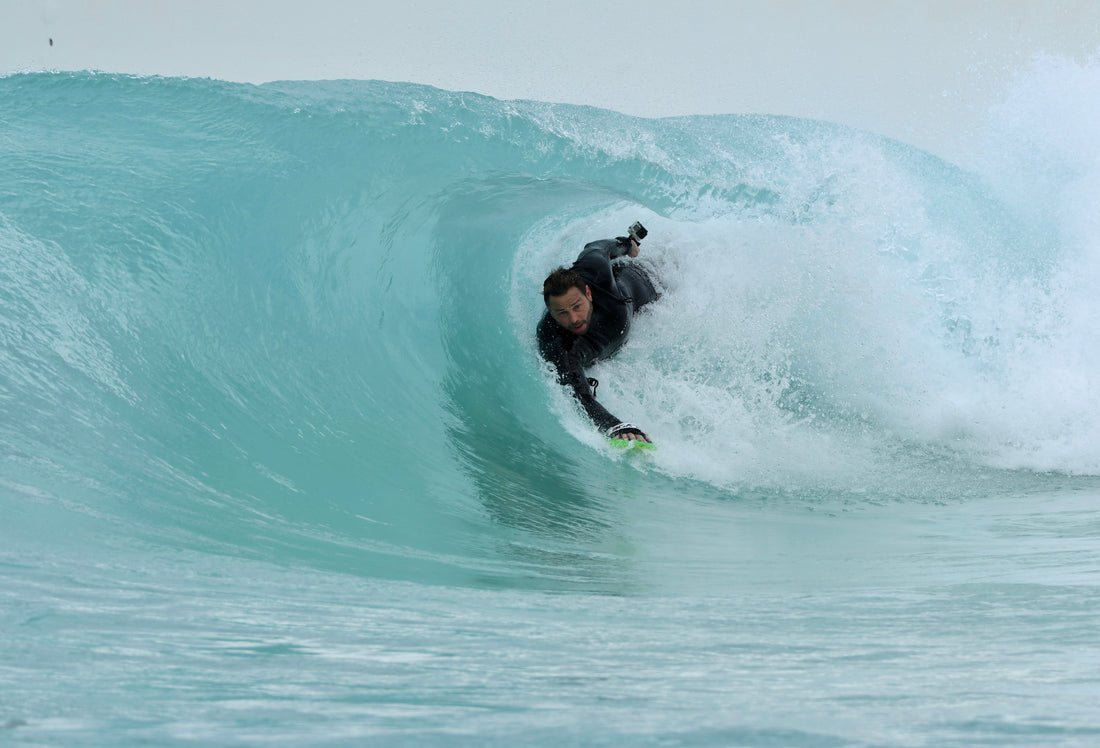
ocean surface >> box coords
[2,64,1100,746]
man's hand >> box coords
[608,423,652,443]
[627,239,640,258]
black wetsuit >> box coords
[536,236,661,434]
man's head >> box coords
[543,267,593,335]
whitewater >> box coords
[2,59,1100,745]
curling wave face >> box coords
[2,70,1100,588]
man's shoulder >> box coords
[582,237,621,251]
[536,312,568,356]
[577,237,626,262]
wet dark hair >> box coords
[542,267,587,304]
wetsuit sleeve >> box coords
[537,314,621,433]
[571,237,633,295]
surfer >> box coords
[537,222,661,443]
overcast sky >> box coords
[4,1,1099,162]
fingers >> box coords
[608,423,651,443]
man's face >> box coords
[547,285,594,335]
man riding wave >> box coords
[536,222,661,444]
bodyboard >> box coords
[608,438,656,451]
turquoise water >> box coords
[3,68,1100,746]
